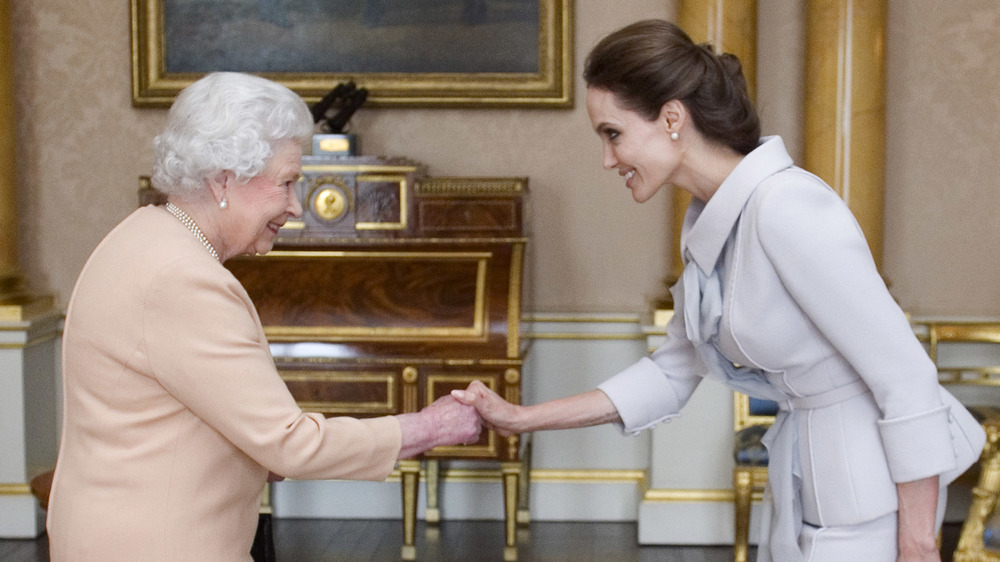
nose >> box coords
[601,143,618,170]
[287,180,303,218]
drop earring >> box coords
[670,131,679,141]
[219,198,228,210]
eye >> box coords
[601,127,621,142]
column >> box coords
[803,0,888,269]
[640,0,757,545]
[0,0,61,538]
[662,0,758,300]
[0,0,18,289]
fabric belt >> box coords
[779,379,871,412]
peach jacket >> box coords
[48,205,402,561]
[598,137,984,561]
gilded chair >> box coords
[923,322,1000,562]
[732,394,777,562]
[954,418,1000,562]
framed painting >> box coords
[131,0,573,108]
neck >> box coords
[165,196,226,261]
[673,140,746,203]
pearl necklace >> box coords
[165,202,220,261]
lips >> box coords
[623,169,636,188]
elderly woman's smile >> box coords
[223,139,304,257]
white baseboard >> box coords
[272,469,644,522]
[0,495,45,538]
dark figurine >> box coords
[310,82,356,124]
[326,88,368,134]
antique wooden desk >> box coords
[157,155,528,560]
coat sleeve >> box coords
[597,282,705,435]
[752,174,957,482]
[141,257,401,481]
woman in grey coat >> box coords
[453,19,983,562]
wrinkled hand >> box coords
[396,394,482,459]
[422,394,482,446]
[451,380,521,437]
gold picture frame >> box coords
[130,0,573,108]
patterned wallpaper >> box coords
[9,0,1000,317]
[883,0,1000,315]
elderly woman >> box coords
[46,72,480,561]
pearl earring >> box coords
[670,131,679,141]
[219,198,228,210]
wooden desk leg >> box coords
[399,460,421,561]
[517,437,531,526]
[425,459,440,525]
[502,462,521,561]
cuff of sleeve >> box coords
[877,405,952,482]
[597,357,681,436]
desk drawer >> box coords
[274,359,521,461]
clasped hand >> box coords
[397,381,521,459]
[452,380,521,437]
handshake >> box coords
[396,381,518,460]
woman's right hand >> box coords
[396,394,482,459]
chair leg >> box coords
[517,436,531,526]
[733,467,753,562]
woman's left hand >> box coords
[896,476,941,562]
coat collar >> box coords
[681,136,794,274]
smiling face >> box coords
[585,87,681,204]
[223,140,303,257]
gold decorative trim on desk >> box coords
[278,370,398,415]
[416,177,527,196]
[508,243,524,358]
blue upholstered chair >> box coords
[732,394,778,562]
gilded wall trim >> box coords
[0,483,31,496]
[643,488,735,503]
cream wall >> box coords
[10,0,1000,317]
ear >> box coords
[659,99,687,135]
[205,171,231,205]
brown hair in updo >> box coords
[584,19,760,155]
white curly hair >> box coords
[151,72,313,196]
